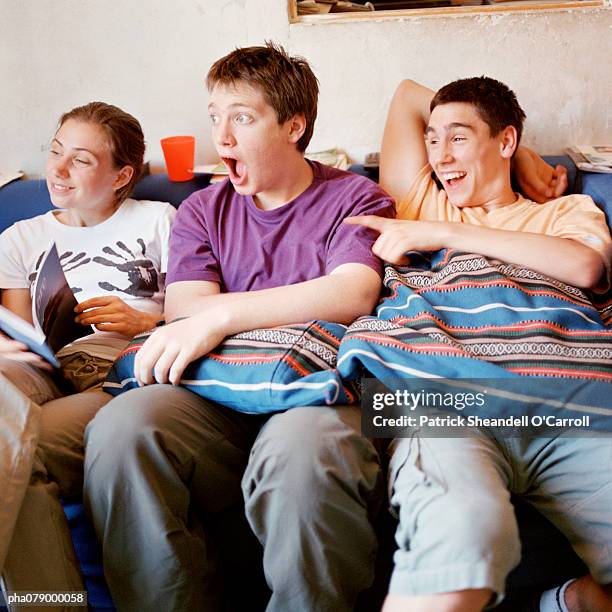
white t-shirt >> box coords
[0,198,176,358]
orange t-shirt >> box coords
[397,165,612,286]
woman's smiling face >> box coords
[46,118,128,216]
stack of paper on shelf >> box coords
[566,145,612,174]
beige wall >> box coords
[2,0,611,176]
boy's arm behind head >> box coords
[380,80,433,204]
[513,147,569,203]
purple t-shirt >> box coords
[167,161,395,292]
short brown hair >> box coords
[58,102,145,204]
[431,76,526,147]
[206,42,319,152]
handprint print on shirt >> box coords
[28,250,90,293]
[93,239,159,297]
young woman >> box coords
[0,102,175,596]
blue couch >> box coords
[0,158,610,611]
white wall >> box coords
[2,0,611,176]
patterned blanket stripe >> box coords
[394,313,612,338]
[506,366,612,381]
[388,252,593,308]
[348,331,468,357]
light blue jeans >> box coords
[388,424,612,602]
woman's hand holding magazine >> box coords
[0,329,53,370]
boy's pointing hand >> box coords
[344,215,394,233]
[345,215,448,263]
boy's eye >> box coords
[74,158,90,166]
[452,136,466,142]
[209,114,220,125]
[50,149,61,156]
[427,138,438,146]
[235,113,252,125]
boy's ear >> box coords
[499,125,518,159]
[287,113,307,145]
[113,166,134,191]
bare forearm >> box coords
[396,79,435,124]
[140,269,381,385]
[224,275,379,334]
[168,270,381,335]
[166,290,243,322]
[1,288,33,324]
[441,222,604,288]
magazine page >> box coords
[32,243,90,353]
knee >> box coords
[251,406,376,473]
[399,492,520,568]
[0,357,59,406]
[262,404,373,455]
[39,391,108,445]
[0,366,41,431]
[86,390,139,447]
[84,386,169,464]
[445,496,518,557]
[0,356,26,382]
[243,406,380,502]
[0,360,35,405]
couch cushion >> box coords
[0,179,53,234]
[132,173,211,208]
[62,499,115,609]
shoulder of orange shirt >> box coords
[193,149,350,184]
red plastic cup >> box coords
[160,136,195,182]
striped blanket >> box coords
[104,249,612,426]
[104,320,354,413]
[337,249,612,429]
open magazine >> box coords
[0,244,90,367]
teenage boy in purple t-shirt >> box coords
[83,43,394,612]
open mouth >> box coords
[222,157,247,186]
[441,171,467,189]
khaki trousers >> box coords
[84,384,383,612]
[0,357,111,612]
